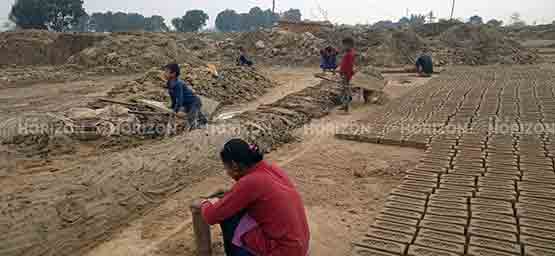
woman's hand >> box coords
[207,198,219,205]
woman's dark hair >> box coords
[220,139,264,170]
[342,37,355,48]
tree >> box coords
[398,17,410,26]
[144,15,169,32]
[126,13,146,31]
[262,9,279,27]
[509,12,526,28]
[215,8,277,32]
[9,0,86,31]
[89,12,168,32]
[409,14,426,26]
[486,19,503,27]
[215,9,241,32]
[282,9,302,22]
[172,10,209,32]
[372,20,397,29]
[247,7,263,29]
[47,0,87,32]
[9,0,49,30]
[89,12,108,32]
[71,13,89,32]
[469,15,483,25]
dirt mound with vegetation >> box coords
[0,30,106,67]
[66,32,211,72]
[231,24,537,67]
[507,23,555,40]
[436,24,538,65]
[363,29,426,67]
[220,29,327,65]
[0,31,221,75]
[0,26,538,81]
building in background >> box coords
[277,20,333,34]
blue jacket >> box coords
[167,79,198,112]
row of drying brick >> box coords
[351,66,555,255]
[352,168,555,256]
[352,132,555,255]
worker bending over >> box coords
[198,139,310,256]
[415,53,433,77]
[320,46,338,72]
[164,63,207,131]
[237,47,254,66]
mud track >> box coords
[0,80,341,256]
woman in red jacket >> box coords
[200,139,310,256]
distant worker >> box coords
[415,53,433,77]
[339,37,356,113]
[163,63,207,131]
[196,139,310,256]
[237,47,254,67]
[320,46,338,72]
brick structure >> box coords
[277,20,333,34]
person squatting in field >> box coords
[198,139,310,256]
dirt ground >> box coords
[81,69,430,256]
[0,75,132,121]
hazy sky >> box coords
[2,0,555,26]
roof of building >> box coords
[277,20,333,27]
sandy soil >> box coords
[83,70,429,256]
[0,75,131,121]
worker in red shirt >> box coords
[339,37,356,113]
[199,139,310,256]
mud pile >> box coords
[362,29,426,67]
[221,29,326,65]
[0,31,221,85]
[0,80,341,256]
[228,24,537,67]
[436,24,538,65]
[0,30,106,67]
[0,106,148,157]
[237,81,341,150]
[0,31,220,71]
[106,64,276,105]
[349,24,537,66]
[66,32,210,73]
[0,65,94,86]
[507,23,555,40]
